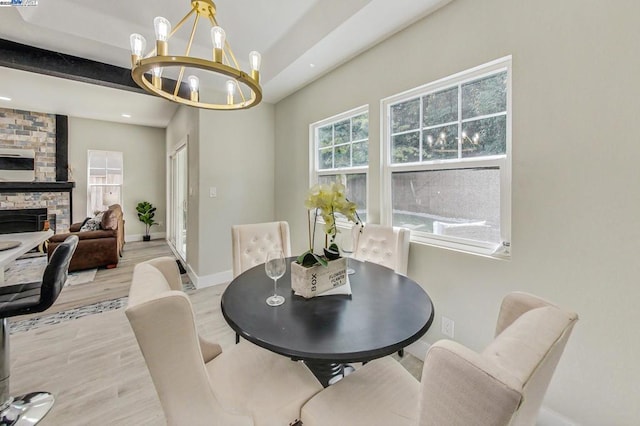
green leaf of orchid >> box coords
[314,253,328,267]
[297,251,329,267]
[324,243,340,260]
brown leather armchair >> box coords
[48,204,125,272]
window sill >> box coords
[410,233,511,260]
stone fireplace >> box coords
[0,109,73,233]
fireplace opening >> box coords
[0,208,48,234]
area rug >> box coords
[9,275,196,334]
[3,256,97,287]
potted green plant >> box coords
[136,201,158,241]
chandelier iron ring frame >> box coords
[132,55,262,110]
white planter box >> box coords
[291,257,347,299]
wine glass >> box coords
[340,231,356,275]
[265,250,286,306]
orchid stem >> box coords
[312,208,318,253]
[307,209,312,252]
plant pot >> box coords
[291,257,347,299]
[143,235,151,242]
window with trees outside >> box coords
[381,57,511,257]
[310,106,368,223]
[87,150,123,216]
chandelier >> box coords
[129,0,262,110]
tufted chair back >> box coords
[352,224,410,275]
[231,221,292,278]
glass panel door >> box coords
[170,145,187,260]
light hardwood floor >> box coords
[16,239,175,321]
[9,241,423,425]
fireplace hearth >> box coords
[0,208,48,234]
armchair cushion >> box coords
[49,229,115,243]
[70,217,90,232]
[101,207,119,230]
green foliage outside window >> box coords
[390,71,507,164]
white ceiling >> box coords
[0,0,451,127]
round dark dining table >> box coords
[221,257,434,386]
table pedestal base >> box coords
[304,361,355,387]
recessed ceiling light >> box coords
[309,63,316,68]
[121,114,132,118]
[0,96,12,101]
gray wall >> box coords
[197,102,275,278]
[166,102,275,281]
[68,116,166,239]
[274,0,640,424]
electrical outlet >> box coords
[442,316,455,338]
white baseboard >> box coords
[159,242,229,289]
[402,338,577,426]
[125,232,166,242]
[186,264,232,289]
[536,407,578,426]
[405,337,431,360]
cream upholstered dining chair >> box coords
[126,257,322,426]
[231,221,291,278]
[351,223,411,356]
[351,223,410,275]
[301,292,578,426]
[231,221,291,343]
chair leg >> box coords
[235,333,240,344]
[0,319,10,409]
[398,348,404,357]
[0,319,54,425]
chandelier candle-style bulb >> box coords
[154,16,171,56]
[129,0,262,110]
[129,33,146,64]
[211,26,226,63]
[187,75,200,102]
[226,80,235,105]
[152,66,163,89]
[249,51,261,82]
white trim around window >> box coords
[309,105,370,225]
[87,150,124,217]
[381,56,512,258]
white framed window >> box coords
[87,150,123,216]
[381,57,511,257]
[309,105,369,223]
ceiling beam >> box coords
[0,38,189,98]
[0,38,143,94]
